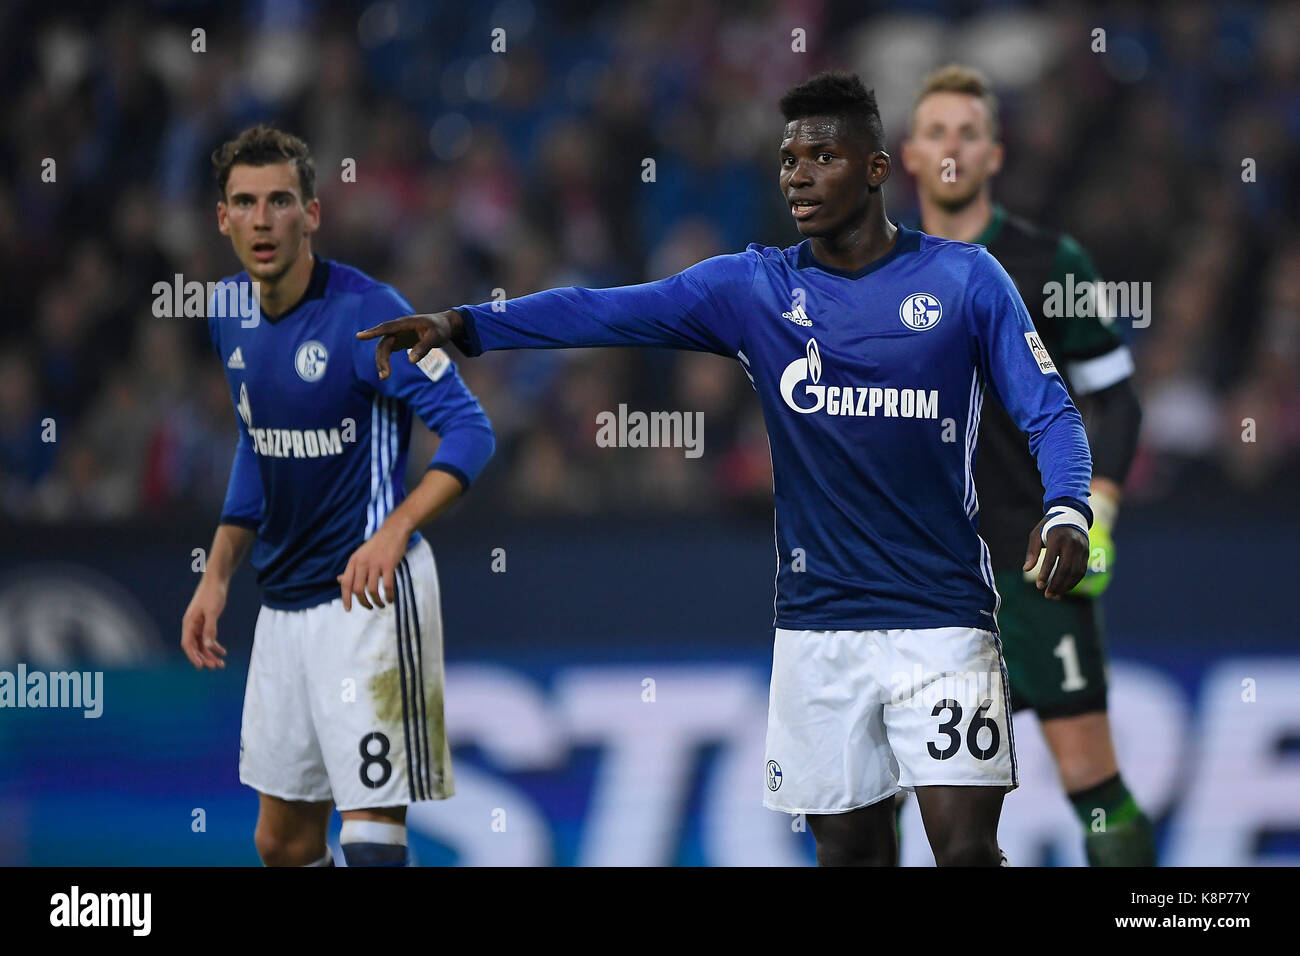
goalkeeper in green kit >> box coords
[902,65,1154,865]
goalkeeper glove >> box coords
[1070,489,1116,598]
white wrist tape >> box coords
[1042,506,1090,545]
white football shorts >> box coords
[239,536,453,811]
[763,626,1017,814]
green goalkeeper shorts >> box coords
[994,570,1109,720]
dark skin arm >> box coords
[359,312,1090,598]
[356,310,464,380]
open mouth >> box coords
[251,241,277,262]
[790,200,821,220]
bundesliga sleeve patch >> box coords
[416,347,451,382]
[1024,332,1056,374]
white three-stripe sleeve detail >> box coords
[366,396,380,537]
[963,368,979,516]
[378,397,391,522]
[969,381,985,519]
[386,396,398,514]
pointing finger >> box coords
[355,318,409,341]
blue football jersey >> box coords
[452,226,1091,632]
[209,256,495,609]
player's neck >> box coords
[258,248,315,318]
[919,191,994,244]
[808,210,899,273]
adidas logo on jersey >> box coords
[227,347,245,369]
[782,305,812,327]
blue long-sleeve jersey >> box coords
[210,256,495,610]
[454,226,1091,632]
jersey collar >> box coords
[797,222,921,279]
[260,255,331,325]
[971,204,1006,247]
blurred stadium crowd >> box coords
[2,0,1297,521]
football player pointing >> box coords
[363,73,1091,866]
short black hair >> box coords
[212,124,317,201]
[780,71,885,151]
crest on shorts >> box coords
[766,760,783,791]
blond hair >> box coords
[911,64,1000,141]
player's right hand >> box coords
[181,580,229,670]
[356,310,463,380]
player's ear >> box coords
[988,141,1004,177]
[217,202,230,236]
[868,149,892,187]
[304,196,321,234]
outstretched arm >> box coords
[357,253,757,378]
